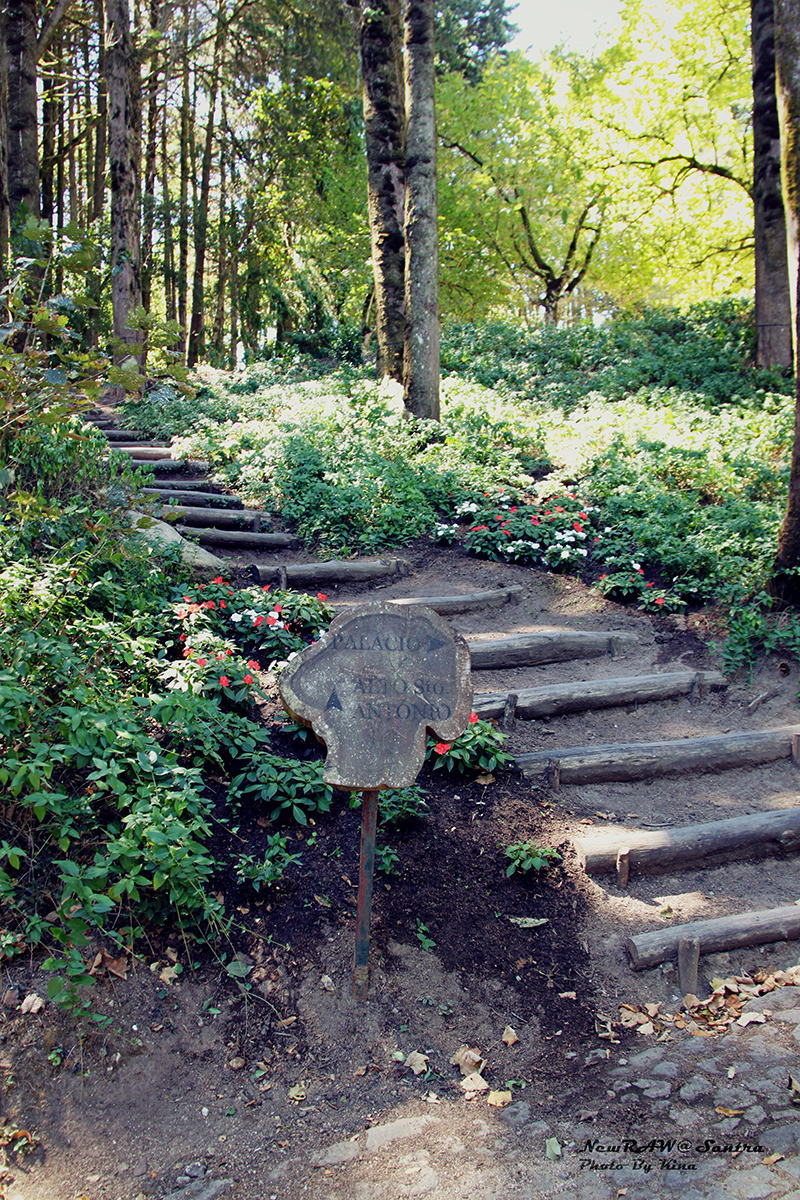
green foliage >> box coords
[375,845,400,875]
[377,786,429,827]
[235,834,303,892]
[227,753,334,826]
[415,918,436,951]
[426,715,513,774]
[717,595,800,679]
[504,842,562,877]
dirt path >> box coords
[4,427,800,1200]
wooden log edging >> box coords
[384,586,524,615]
[626,904,800,970]
[163,506,262,530]
[113,445,180,460]
[577,807,800,877]
[141,488,243,508]
[473,670,726,721]
[467,629,638,670]
[249,559,410,586]
[179,526,298,549]
[516,725,800,786]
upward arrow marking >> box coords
[325,688,342,711]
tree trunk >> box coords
[40,43,57,224]
[752,0,793,368]
[211,96,228,360]
[141,0,161,314]
[106,0,144,364]
[177,39,191,357]
[770,0,800,603]
[402,0,439,420]
[186,6,225,368]
[0,4,8,290]
[6,0,39,223]
[360,0,406,382]
[161,78,175,322]
[91,0,107,225]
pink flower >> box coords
[469,712,478,723]
[219,675,230,687]
[197,657,207,666]
[243,674,253,685]
[266,615,277,626]
[434,742,450,755]
[555,506,564,512]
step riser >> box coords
[474,670,725,719]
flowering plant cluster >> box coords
[160,630,263,709]
[425,713,513,775]
[453,490,601,571]
[594,564,693,613]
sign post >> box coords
[279,602,472,998]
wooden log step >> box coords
[142,479,221,492]
[516,725,800,786]
[250,558,410,586]
[178,526,298,549]
[383,586,524,615]
[142,488,243,508]
[113,445,180,460]
[626,904,800,970]
[468,629,638,670]
[473,670,726,721]
[102,429,154,442]
[131,458,210,474]
[577,807,800,877]
[162,506,262,529]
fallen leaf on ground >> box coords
[277,1015,297,1028]
[715,1106,744,1117]
[487,1090,512,1107]
[353,1066,367,1077]
[736,1011,766,1027]
[166,947,178,962]
[159,965,180,985]
[763,1153,784,1165]
[502,1026,519,1046]
[20,993,44,1014]
[287,1084,306,1102]
[636,1021,655,1036]
[405,1051,429,1076]
[422,1091,441,1103]
[460,1072,489,1093]
[558,991,576,1000]
[450,1045,486,1076]
[545,1137,562,1160]
[320,975,334,992]
[475,774,495,785]
[507,917,548,928]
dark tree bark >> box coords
[161,76,175,322]
[187,6,225,367]
[403,0,440,419]
[751,0,793,368]
[40,40,57,224]
[91,0,107,224]
[360,0,406,382]
[0,5,8,289]
[141,0,162,313]
[106,0,144,363]
[6,0,39,222]
[177,30,191,357]
[771,0,800,602]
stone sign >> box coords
[279,602,473,790]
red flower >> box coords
[197,657,207,667]
[206,600,216,610]
[266,615,277,626]
[261,585,270,592]
[579,511,589,519]
[317,593,327,601]
[434,742,450,755]
[599,574,606,579]
[243,673,253,685]
[645,582,654,587]
[219,675,230,687]
[573,522,583,532]
[531,518,540,526]
[637,568,644,574]
[655,597,665,605]
[555,506,564,512]
[510,506,517,513]
[179,633,185,641]
[247,660,259,669]
[212,576,224,584]
[220,600,226,608]
[469,712,479,723]
[253,615,264,627]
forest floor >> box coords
[3,541,800,1200]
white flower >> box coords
[230,612,243,623]
[560,548,571,559]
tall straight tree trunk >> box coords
[771,0,800,603]
[402,0,439,420]
[106,0,144,364]
[0,5,9,290]
[91,0,107,224]
[40,42,57,224]
[6,0,39,222]
[211,97,228,360]
[186,5,225,368]
[360,0,406,382]
[141,0,161,313]
[83,26,93,215]
[751,0,793,368]
[161,79,175,321]
[55,84,64,292]
[177,34,191,356]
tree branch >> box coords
[38,0,75,60]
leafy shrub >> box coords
[235,834,303,892]
[504,842,561,876]
[426,714,513,774]
[227,753,334,825]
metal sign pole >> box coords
[353,789,379,999]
